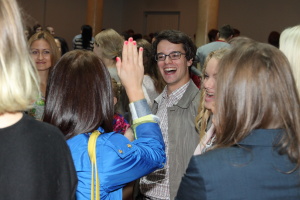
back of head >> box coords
[214,39,300,163]
[152,29,197,63]
[45,26,55,35]
[28,31,61,67]
[111,78,120,100]
[233,28,240,37]
[43,50,114,139]
[218,24,234,40]
[228,36,255,48]
[94,28,124,60]
[137,38,165,93]
[280,25,300,93]
[136,39,152,72]
[0,0,39,113]
[81,25,93,49]
[207,29,219,42]
[268,31,280,48]
[54,36,69,56]
[33,23,42,32]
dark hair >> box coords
[43,50,114,139]
[233,28,240,37]
[120,31,130,40]
[219,24,234,39]
[207,29,219,42]
[33,23,42,32]
[54,36,69,55]
[268,31,280,48]
[137,39,165,93]
[152,30,197,64]
[133,33,142,40]
[81,25,93,49]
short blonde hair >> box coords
[0,0,39,113]
[94,29,124,61]
[280,25,300,94]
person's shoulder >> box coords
[143,74,153,82]
[210,41,230,48]
[197,42,209,50]
[107,132,131,146]
[20,115,68,152]
[143,75,155,87]
[23,114,63,135]
[193,147,231,166]
[104,132,137,158]
[20,116,70,153]
[185,81,201,99]
[73,34,81,39]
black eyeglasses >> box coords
[155,51,186,61]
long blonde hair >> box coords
[195,48,229,139]
[0,0,39,113]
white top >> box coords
[142,75,159,108]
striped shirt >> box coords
[140,81,190,200]
[72,34,94,51]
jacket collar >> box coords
[238,129,283,146]
[154,80,200,109]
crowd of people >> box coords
[1,0,300,199]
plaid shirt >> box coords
[140,81,190,200]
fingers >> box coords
[122,40,128,65]
[132,40,138,65]
[116,37,144,76]
[116,56,121,75]
[127,38,133,64]
[120,38,138,66]
[138,47,143,69]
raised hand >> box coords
[116,37,145,102]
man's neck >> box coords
[167,80,190,95]
[216,37,226,42]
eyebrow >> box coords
[30,48,50,50]
[157,51,181,54]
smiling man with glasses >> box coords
[138,30,201,200]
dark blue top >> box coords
[176,129,300,200]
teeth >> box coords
[165,68,176,72]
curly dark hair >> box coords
[152,29,197,65]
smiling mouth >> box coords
[164,68,177,74]
[205,92,214,98]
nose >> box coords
[164,55,173,64]
[204,77,215,90]
[37,52,44,60]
